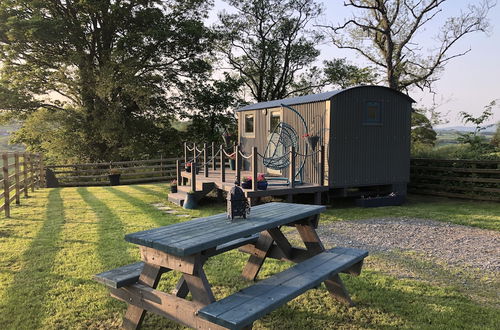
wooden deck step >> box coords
[168,192,186,206]
[198,247,368,330]
[94,235,260,289]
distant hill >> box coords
[0,123,25,152]
[435,125,497,133]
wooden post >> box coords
[252,147,258,191]
[39,153,45,188]
[184,142,188,164]
[176,160,182,187]
[319,145,325,186]
[191,162,196,192]
[2,154,10,217]
[289,147,296,188]
[23,153,28,197]
[203,143,208,177]
[212,142,216,171]
[29,153,35,192]
[235,145,241,185]
[220,145,226,183]
[14,153,20,204]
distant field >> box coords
[0,123,24,153]
[436,129,493,146]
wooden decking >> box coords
[179,169,328,199]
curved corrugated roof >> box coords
[236,85,415,111]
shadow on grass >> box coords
[256,270,500,329]
[0,189,65,329]
[76,187,133,270]
[128,184,165,200]
[105,187,173,226]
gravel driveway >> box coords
[315,217,500,272]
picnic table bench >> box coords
[94,202,368,329]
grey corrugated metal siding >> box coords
[329,87,411,188]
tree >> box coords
[180,73,244,145]
[411,110,437,147]
[216,0,323,102]
[492,122,500,148]
[0,0,213,162]
[322,0,493,92]
[323,58,377,89]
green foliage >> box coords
[492,122,500,148]
[0,0,214,162]
[456,100,498,158]
[216,0,323,102]
[411,110,437,149]
[323,58,377,89]
[180,73,243,145]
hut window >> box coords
[243,112,255,137]
[364,101,382,125]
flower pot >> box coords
[108,174,121,186]
[355,195,405,208]
[183,193,197,209]
[171,185,178,193]
[306,135,320,151]
[257,181,268,190]
[241,181,252,189]
[229,159,236,170]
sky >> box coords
[210,0,500,127]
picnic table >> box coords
[94,202,368,329]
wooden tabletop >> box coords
[125,202,326,257]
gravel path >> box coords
[315,217,500,272]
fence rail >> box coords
[46,157,177,187]
[1,152,44,217]
[409,158,500,202]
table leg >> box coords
[324,274,355,306]
[241,231,274,281]
[183,263,215,305]
[172,276,190,298]
[294,215,325,255]
[122,263,163,330]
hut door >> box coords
[266,109,283,175]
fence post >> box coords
[184,142,188,164]
[252,147,258,191]
[3,154,10,217]
[203,143,208,177]
[289,147,296,188]
[235,145,241,185]
[176,160,182,187]
[212,141,216,171]
[319,145,325,186]
[191,162,196,192]
[29,154,35,192]
[39,154,45,188]
[14,153,20,204]
[220,145,225,183]
[23,153,28,197]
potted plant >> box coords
[229,152,236,170]
[183,190,197,209]
[355,192,405,208]
[256,173,268,190]
[108,168,121,186]
[241,176,252,189]
[170,179,177,193]
[185,162,199,174]
[303,133,320,151]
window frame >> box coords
[363,101,383,126]
[242,111,256,138]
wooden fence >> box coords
[409,158,500,202]
[45,157,177,187]
[1,152,44,217]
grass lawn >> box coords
[0,184,498,329]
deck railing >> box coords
[1,152,44,217]
[180,143,326,192]
[409,158,500,202]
